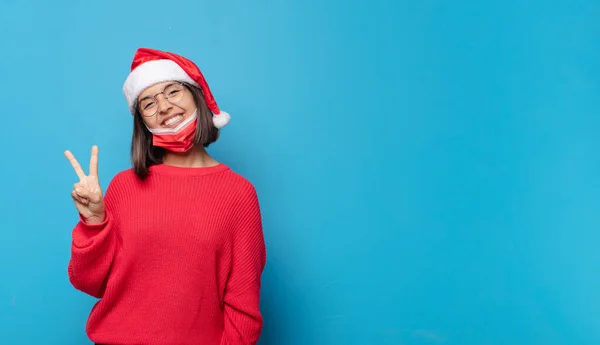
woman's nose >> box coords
[156,94,173,114]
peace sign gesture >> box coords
[64,145,106,225]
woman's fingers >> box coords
[64,150,86,181]
[67,147,104,219]
[73,182,102,205]
[74,184,91,199]
[89,146,99,177]
[65,145,99,179]
[71,189,88,205]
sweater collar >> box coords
[148,163,229,177]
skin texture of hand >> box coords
[64,145,106,225]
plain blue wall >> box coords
[1,0,599,344]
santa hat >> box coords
[122,47,230,128]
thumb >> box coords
[74,186,91,200]
[75,186,101,202]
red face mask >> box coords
[146,110,197,153]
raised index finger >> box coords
[89,145,99,177]
[64,150,86,181]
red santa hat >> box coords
[122,47,230,128]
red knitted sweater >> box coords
[67,163,266,345]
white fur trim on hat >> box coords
[123,59,198,114]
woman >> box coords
[64,48,267,345]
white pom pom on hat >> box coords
[122,47,230,129]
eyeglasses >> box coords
[137,82,186,117]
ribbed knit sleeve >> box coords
[67,175,123,299]
[221,183,267,345]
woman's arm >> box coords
[222,183,267,345]
[67,177,122,299]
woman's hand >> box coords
[64,145,106,225]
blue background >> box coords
[1,0,599,344]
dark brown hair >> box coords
[130,82,220,179]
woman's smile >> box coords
[161,113,185,128]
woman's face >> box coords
[137,81,196,130]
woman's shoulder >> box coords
[221,166,259,197]
[111,167,137,181]
[105,168,139,189]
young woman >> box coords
[64,48,267,345]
